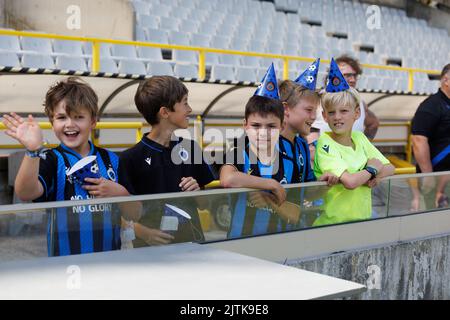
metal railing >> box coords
[0,29,442,91]
[0,120,415,174]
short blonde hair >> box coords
[321,87,361,111]
[279,80,320,107]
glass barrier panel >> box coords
[1,172,449,264]
[0,209,48,263]
[387,173,450,216]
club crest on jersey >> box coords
[107,167,117,182]
[298,153,304,166]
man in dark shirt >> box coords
[411,63,450,208]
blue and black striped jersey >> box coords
[224,136,300,238]
[35,142,125,257]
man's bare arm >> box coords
[363,102,379,140]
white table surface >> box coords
[0,243,365,300]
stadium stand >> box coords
[0,0,448,94]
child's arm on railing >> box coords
[220,164,286,205]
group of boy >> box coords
[2,57,394,257]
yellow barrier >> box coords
[0,29,441,91]
[0,121,145,149]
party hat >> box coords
[294,58,320,90]
[254,63,280,100]
[326,58,350,92]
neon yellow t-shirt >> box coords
[313,131,390,226]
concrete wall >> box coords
[361,0,407,9]
[289,234,450,300]
[3,0,134,39]
[0,0,5,27]
[407,1,450,34]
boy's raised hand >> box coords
[82,178,129,197]
[179,177,200,192]
[2,112,43,151]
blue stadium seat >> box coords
[0,51,21,67]
[174,64,198,78]
[55,56,88,71]
[137,46,163,61]
[211,65,235,81]
[147,61,174,76]
[22,53,55,69]
[118,59,146,75]
[21,37,52,54]
[0,35,22,52]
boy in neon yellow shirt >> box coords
[313,58,395,226]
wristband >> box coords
[364,166,378,179]
[25,147,48,159]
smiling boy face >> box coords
[51,100,96,154]
[285,96,318,137]
[323,102,360,135]
[166,94,192,130]
[321,87,361,136]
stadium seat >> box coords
[173,50,198,64]
[188,9,209,22]
[219,54,241,66]
[174,64,198,78]
[88,58,118,73]
[162,0,180,8]
[83,42,112,57]
[171,8,191,20]
[118,59,147,74]
[0,51,21,67]
[111,44,138,59]
[21,37,53,54]
[21,53,55,69]
[241,56,260,68]
[211,65,235,81]
[151,4,172,18]
[248,40,265,53]
[55,56,88,71]
[179,20,199,34]
[137,15,159,30]
[0,35,22,52]
[198,23,218,37]
[136,46,163,61]
[168,31,191,46]
[179,0,198,9]
[146,29,169,44]
[205,53,220,66]
[191,34,210,47]
[147,61,174,76]
[131,0,151,15]
[235,67,257,82]
[159,17,180,32]
[135,26,147,42]
[229,39,248,51]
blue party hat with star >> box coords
[254,63,280,100]
[294,58,320,90]
[326,58,350,92]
